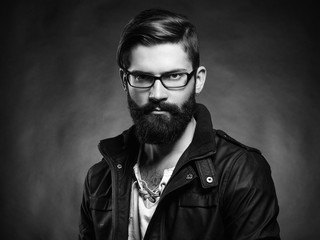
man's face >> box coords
[125,43,197,144]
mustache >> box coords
[139,101,182,115]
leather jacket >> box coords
[79,104,280,240]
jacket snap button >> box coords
[206,176,213,183]
[117,164,122,169]
[186,173,193,180]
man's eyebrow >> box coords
[162,69,189,74]
[130,69,189,75]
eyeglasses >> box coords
[123,69,197,89]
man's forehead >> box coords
[128,43,192,72]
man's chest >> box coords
[139,167,165,190]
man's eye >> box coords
[168,73,183,80]
[135,74,153,81]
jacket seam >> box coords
[220,149,247,204]
[100,151,117,240]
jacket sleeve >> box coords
[221,151,281,240]
[79,170,96,240]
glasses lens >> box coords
[128,73,154,88]
[162,73,188,88]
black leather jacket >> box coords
[79,104,280,240]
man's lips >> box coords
[151,110,168,114]
[150,107,169,115]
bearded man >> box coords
[79,8,281,240]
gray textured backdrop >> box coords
[1,0,319,239]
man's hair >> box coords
[116,9,200,70]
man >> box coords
[79,9,280,240]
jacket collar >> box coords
[99,126,139,166]
[99,103,217,166]
[188,103,216,159]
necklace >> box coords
[137,179,161,203]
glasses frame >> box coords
[123,69,197,89]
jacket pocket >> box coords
[89,197,112,211]
[89,197,113,239]
[179,193,217,208]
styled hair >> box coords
[116,9,200,69]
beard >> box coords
[127,92,196,145]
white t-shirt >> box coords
[128,163,174,240]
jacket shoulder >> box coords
[214,130,280,239]
[87,159,110,176]
[85,159,112,197]
[216,129,261,154]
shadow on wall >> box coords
[1,0,319,239]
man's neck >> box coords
[141,117,197,170]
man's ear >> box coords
[195,66,206,94]
[119,69,127,91]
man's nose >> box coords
[149,79,168,102]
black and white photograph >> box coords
[1,0,318,239]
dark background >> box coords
[1,0,319,239]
